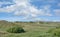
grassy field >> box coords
[0,20,60,37]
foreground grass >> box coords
[0,21,60,37]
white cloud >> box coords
[57,3,60,6]
[0,0,52,20]
[0,2,13,5]
[52,20,60,22]
[0,1,14,7]
[0,1,15,12]
[53,9,60,16]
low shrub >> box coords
[7,26,25,33]
[48,28,60,37]
[53,29,60,37]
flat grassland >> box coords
[0,21,60,37]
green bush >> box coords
[52,29,60,37]
[7,26,25,33]
[48,28,60,37]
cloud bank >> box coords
[0,0,60,21]
[0,0,52,16]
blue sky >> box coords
[0,0,60,22]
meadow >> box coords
[0,20,60,37]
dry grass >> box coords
[0,21,60,37]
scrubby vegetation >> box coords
[0,20,60,37]
[7,26,25,33]
[47,27,60,37]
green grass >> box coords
[0,21,60,37]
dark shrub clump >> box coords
[48,28,60,37]
[7,26,25,33]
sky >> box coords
[0,0,60,22]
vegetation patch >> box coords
[48,28,60,37]
[6,26,25,33]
